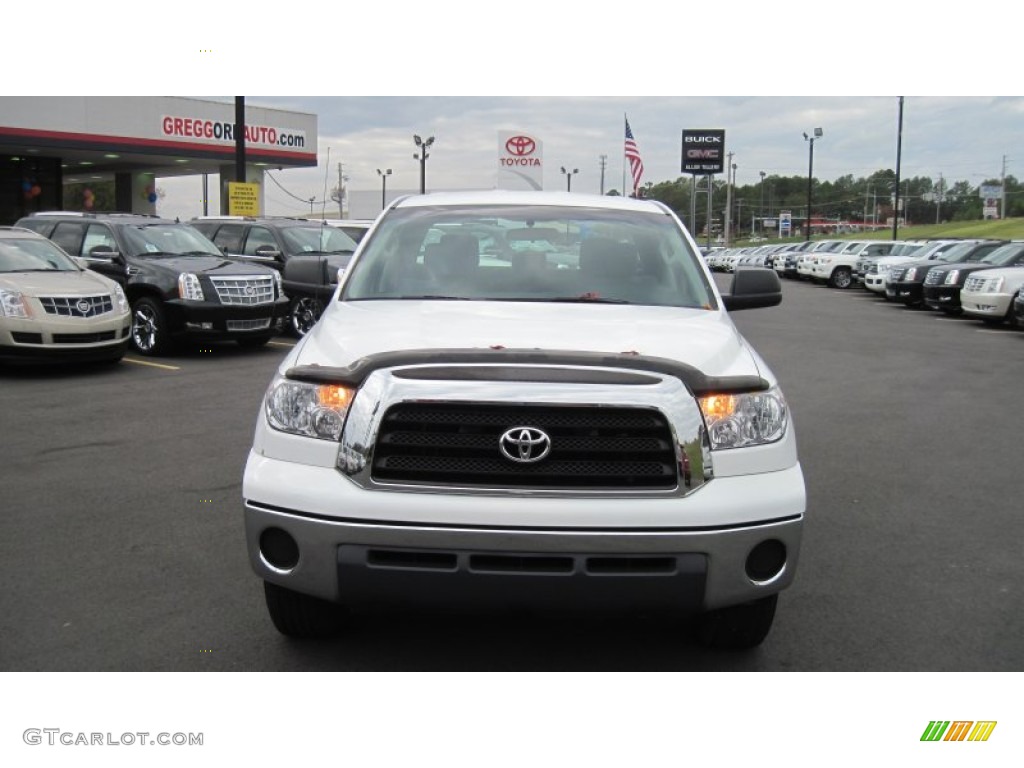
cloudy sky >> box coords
[156,95,1021,220]
[5,2,999,223]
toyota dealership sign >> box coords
[498,132,543,190]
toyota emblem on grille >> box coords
[76,299,91,314]
[244,285,256,296]
[499,427,551,464]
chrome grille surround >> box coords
[337,364,713,498]
[209,275,275,306]
[39,294,113,317]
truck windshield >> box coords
[342,204,717,310]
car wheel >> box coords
[695,594,778,650]
[263,581,347,638]
[1007,294,1021,329]
[828,267,853,289]
[237,335,272,349]
[289,297,323,337]
[131,297,169,356]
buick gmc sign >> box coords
[682,129,726,175]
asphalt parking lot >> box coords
[1,278,1021,671]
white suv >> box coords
[243,191,806,650]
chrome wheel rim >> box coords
[834,270,851,288]
[291,298,322,336]
[132,305,158,351]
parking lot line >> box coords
[268,340,296,348]
[122,357,181,370]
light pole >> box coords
[560,166,579,192]
[376,168,392,211]
[759,171,766,236]
[803,127,823,241]
[413,134,434,194]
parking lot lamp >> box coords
[803,128,823,241]
[376,168,392,211]
[560,166,579,192]
[413,135,435,194]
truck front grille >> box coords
[371,403,678,490]
[924,269,945,286]
[210,276,275,305]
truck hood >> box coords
[294,300,762,380]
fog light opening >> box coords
[746,539,787,583]
[259,527,300,572]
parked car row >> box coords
[707,235,1024,330]
[2,212,368,363]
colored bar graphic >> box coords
[968,722,997,742]
[921,721,950,741]
[944,721,973,741]
[921,721,997,742]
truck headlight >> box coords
[265,376,354,441]
[178,272,205,301]
[905,268,918,281]
[273,270,283,298]
[985,277,1004,293]
[0,289,31,319]
[699,387,789,450]
[945,270,960,285]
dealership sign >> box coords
[682,129,726,175]
[498,132,543,190]
[161,116,307,150]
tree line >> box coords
[614,170,1022,237]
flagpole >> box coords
[622,114,627,196]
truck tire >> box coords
[695,594,778,650]
[263,581,347,638]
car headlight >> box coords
[112,284,128,313]
[905,267,918,281]
[945,270,960,285]
[698,387,789,450]
[0,289,32,319]
[265,375,354,441]
[177,272,205,301]
[273,270,283,298]
[984,277,1005,293]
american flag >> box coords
[624,115,644,195]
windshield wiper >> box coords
[539,295,632,304]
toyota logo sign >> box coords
[499,427,552,464]
[505,136,536,156]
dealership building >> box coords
[0,97,317,225]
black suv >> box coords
[189,216,358,272]
[190,216,358,337]
[15,212,289,355]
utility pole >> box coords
[935,173,944,224]
[892,96,904,241]
[1001,155,1007,219]
[598,155,608,195]
[724,152,734,246]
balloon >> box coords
[31,185,41,197]
[148,192,158,203]
[84,198,93,209]
[22,180,31,192]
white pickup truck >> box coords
[243,191,806,650]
